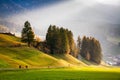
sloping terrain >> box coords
[0,33,86,68]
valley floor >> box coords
[0,67,120,80]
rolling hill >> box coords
[0,33,86,68]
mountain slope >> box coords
[0,33,86,68]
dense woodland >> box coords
[46,25,75,55]
[21,21,102,64]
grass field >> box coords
[0,34,120,80]
[0,67,120,80]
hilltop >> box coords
[0,33,86,68]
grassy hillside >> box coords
[0,34,25,47]
[0,34,85,68]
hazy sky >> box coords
[0,0,119,35]
[0,0,120,57]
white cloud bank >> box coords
[96,0,120,5]
[5,0,97,36]
[3,0,120,50]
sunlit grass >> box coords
[0,34,85,68]
[0,34,120,80]
[70,66,120,73]
[0,34,25,47]
[0,46,86,68]
[0,68,120,80]
[0,47,63,68]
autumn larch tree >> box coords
[80,36,102,64]
[66,29,74,55]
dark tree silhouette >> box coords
[46,25,74,54]
[21,21,35,47]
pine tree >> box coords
[21,21,35,47]
[80,36,88,58]
[60,27,70,54]
[46,25,71,54]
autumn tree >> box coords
[80,36,102,64]
[76,35,81,57]
[90,38,102,64]
[66,29,74,55]
[21,21,35,47]
[72,43,78,58]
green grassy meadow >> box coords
[0,68,120,80]
[0,34,120,80]
[0,34,85,68]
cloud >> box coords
[1,0,120,57]
[5,0,97,35]
[1,0,120,41]
[0,24,9,33]
[96,0,120,5]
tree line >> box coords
[46,25,75,54]
[80,36,102,64]
[21,21,102,64]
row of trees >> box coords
[79,36,102,64]
[21,21,102,64]
[46,25,75,54]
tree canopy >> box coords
[80,36,102,64]
[46,25,75,54]
[21,21,35,47]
